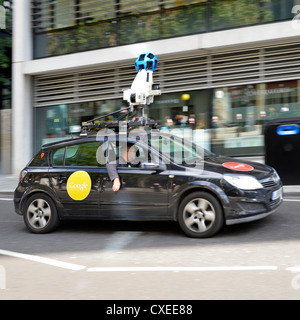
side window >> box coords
[52,147,65,166]
[126,144,165,168]
[148,147,167,167]
[97,142,117,167]
[149,136,196,165]
[65,145,79,166]
[29,150,49,167]
[135,145,152,165]
[115,143,144,168]
[65,142,100,167]
[128,145,146,167]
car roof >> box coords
[41,132,150,149]
[40,131,203,151]
[42,136,86,149]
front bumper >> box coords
[224,185,283,225]
[226,207,279,225]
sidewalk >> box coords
[0,174,299,196]
[282,185,300,197]
[0,175,19,194]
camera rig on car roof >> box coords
[80,53,161,136]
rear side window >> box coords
[52,147,65,166]
[65,142,100,167]
[28,150,49,167]
[51,142,101,167]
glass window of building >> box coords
[211,80,300,156]
[119,0,160,45]
[35,99,123,151]
[148,90,211,150]
[32,0,297,58]
[35,80,300,157]
[210,0,261,30]
[149,90,209,129]
[52,0,73,29]
[263,0,295,21]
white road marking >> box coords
[100,231,142,260]
[0,198,13,201]
[0,248,280,273]
[86,266,278,273]
[286,266,300,272]
[284,199,300,202]
[0,249,86,271]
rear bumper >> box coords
[13,188,23,215]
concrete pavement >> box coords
[0,175,18,194]
[0,174,299,196]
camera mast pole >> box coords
[81,53,161,135]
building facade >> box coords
[12,0,300,174]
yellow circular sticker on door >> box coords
[67,171,91,201]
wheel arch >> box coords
[19,188,62,216]
[22,190,61,234]
[172,182,229,222]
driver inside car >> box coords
[106,143,139,192]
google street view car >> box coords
[14,130,283,238]
[13,53,283,237]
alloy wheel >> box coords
[183,198,216,233]
[26,198,52,230]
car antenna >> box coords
[80,53,161,136]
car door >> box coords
[49,141,102,217]
[98,142,170,220]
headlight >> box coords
[224,174,263,190]
[273,169,281,182]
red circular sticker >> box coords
[222,162,254,172]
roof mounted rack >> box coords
[80,105,159,136]
[80,52,161,136]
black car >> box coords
[14,132,283,238]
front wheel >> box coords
[23,194,60,234]
[178,192,224,238]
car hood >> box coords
[203,155,274,180]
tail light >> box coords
[19,169,27,183]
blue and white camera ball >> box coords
[135,53,158,72]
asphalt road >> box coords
[1,194,300,301]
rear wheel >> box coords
[24,194,60,234]
[178,191,224,238]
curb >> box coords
[0,191,15,196]
[283,186,300,197]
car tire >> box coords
[23,193,60,234]
[178,191,224,238]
